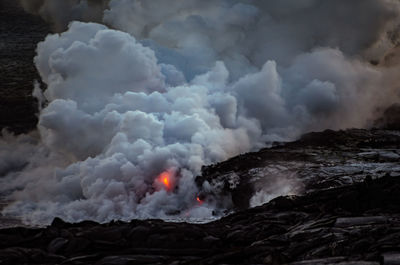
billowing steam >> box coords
[2,0,400,225]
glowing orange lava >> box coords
[196,196,204,205]
[158,171,173,191]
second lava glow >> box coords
[157,170,204,205]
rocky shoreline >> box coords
[196,128,400,212]
[1,174,400,264]
[1,128,400,264]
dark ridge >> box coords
[196,128,400,211]
[0,0,50,134]
[1,128,400,263]
[1,175,400,264]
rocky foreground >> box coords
[1,128,400,265]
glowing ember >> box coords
[158,171,173,191]
[196,196,204,205]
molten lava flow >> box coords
[196,196,204,205]
[158,171,173,191]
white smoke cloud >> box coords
[1,22,261,224]
[2,0,400,225]
[103,0,400,78]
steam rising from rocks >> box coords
[2,0,400,224]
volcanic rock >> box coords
[1,128,400,264]
[196,128,400,210]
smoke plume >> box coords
[2,0,400,225]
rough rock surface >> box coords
[196,128,400,210]
[1,175,400,264]
[1,128,400,264]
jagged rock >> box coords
[127,225,151,242]
[335,216,388,227]
[64,237,91,255]
[95,255,168,265]
[47,237,68,254]
[382,253,400,265]
[2,174,400,264]
[1,128,400,264]
[290,259,379,265]
[196,129,400,210]
[0,247,64,264]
